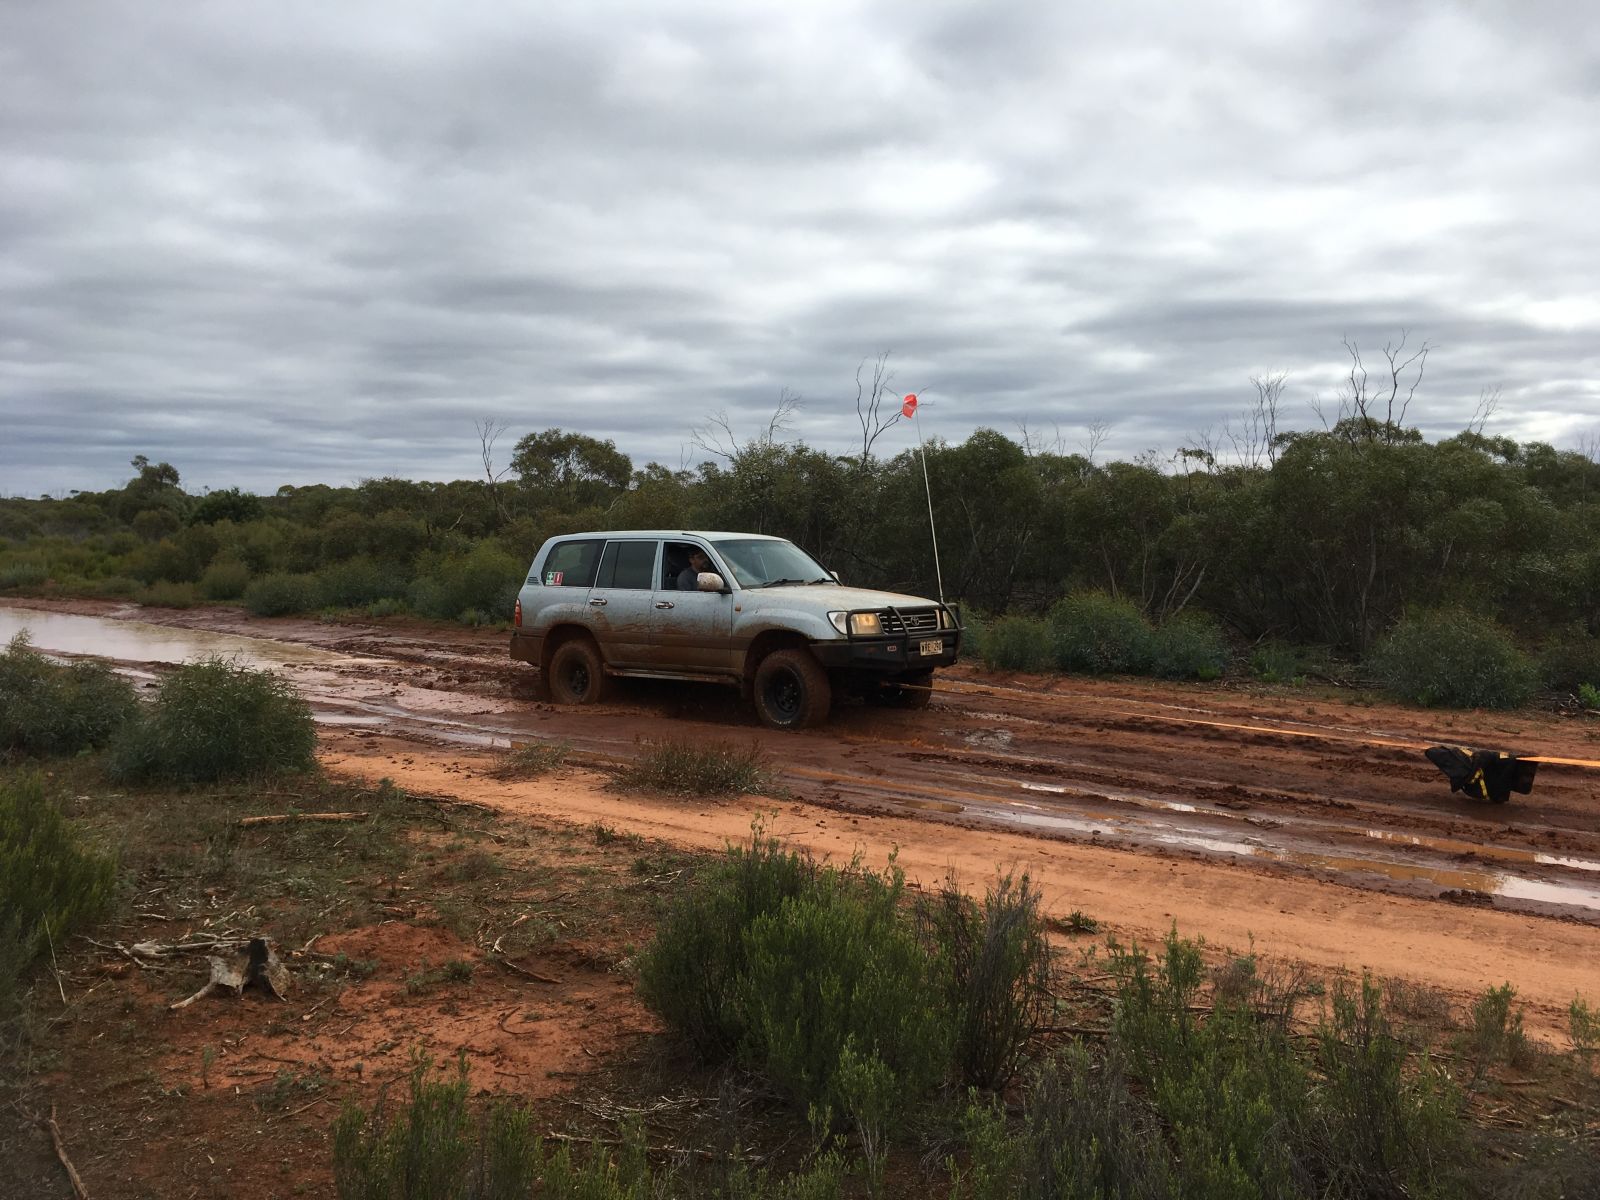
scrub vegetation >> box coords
[7,389,1598,707]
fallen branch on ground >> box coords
[238,811,368,827]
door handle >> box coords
[654,601,675,610]
[588,598,608,607]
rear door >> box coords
[586,539,661,668]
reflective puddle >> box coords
[0,608,352,669]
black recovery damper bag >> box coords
[1425,746,1538,804]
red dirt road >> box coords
[7,597,1600,1039]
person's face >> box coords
[688,550,708,571]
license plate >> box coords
[919,638,943,657]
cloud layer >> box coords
[4,0,1598,497]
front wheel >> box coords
[753,649,832,730]
[547,638,609,705]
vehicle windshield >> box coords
[711,539,831,588]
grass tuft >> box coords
[488,740,568,780]
[615,738,775,797]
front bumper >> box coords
[810,631,961,673]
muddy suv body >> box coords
[509,530,961,729]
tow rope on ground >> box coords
[913,677,1600,804]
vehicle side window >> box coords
[540,540,603,588]
[595,540,659,590]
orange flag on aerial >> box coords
[901,393,918,419]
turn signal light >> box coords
[514,599,522,628]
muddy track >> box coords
[6,598,1600,927]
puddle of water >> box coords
[0,608,349,669]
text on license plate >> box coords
[919,638,943,657]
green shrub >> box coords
[740,861,953,1120]
[1,773,117,1015]
[407,545,522,622]
[489,741,568,780]
[1248,639,1303,684]
[1538,631,1600,691]
[134,580,199,608]
[1579,682,1600,711]
[978,615,1050,672]
[91,576,139,598]
[107,657,317,785]
[616,739,774,797]
[1370,608,1537,708]
[1313,978,1467,1197]
[919,872,1054,1089]
[243,572,323,617]
[1047,592,1153,674]
[317,557,406,609]
[198,556,252,601]
[364,597,410,619]
[0,633,140,757]
[637,827,816,1057]
[1148,611,1229,680]
[0,561,48,591]
[1464,982,1530,1084]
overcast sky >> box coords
[3,0,1598,498]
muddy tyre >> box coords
[753,649,831,730]
[547,638,609,705]
[870,671,934,710]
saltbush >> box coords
[243,571,323,617]
[1539,631,1600,692]
[134,580,199,608]
[977,615,1050,672]
[616,739,773,797]
[0,633,140,758]
[107,657,317,785]
[741,861,953,1122]
[1370,608,1537,709]
[1248,639,1303,684]
[637,828,816,1056]
[198,555,252,601]
[316,556,407,609]
[919,873,1055,1090]
[1048,591,1153,674]
[1148,611,1229,680]
[0,561,48,592]
[1,773,117,1015]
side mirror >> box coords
[697,572,727,592]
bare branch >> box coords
[1082,420,1112,464]
[854,352,903,466]
[475,417,512,521]
[1467,385,1500,436]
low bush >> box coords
[1578,682,1600,711]
[740,860,953,1121]
[616,738,774,797]
[0,632,140,758]
[1148,611,1229,680]
[978,615,1050,672]
[243,571,323,617]
[1048,591,1152,674]
[1,773,117,1016]
[1248,639,1303,684]
[0,561,48,592]
[1538,631,1600,692]
[919,872,1055,1090]
[364,597,409,619]
[107,657,317,785]
[198,556,252,601]
[489,740,568,780]
[407,545,522,622]
[134,580,199,608]
[316,557,406,610]
[1369,608,1537,709]
[636,827,816,1056]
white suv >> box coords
[509,530,961,729]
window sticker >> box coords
[545,570,564,585]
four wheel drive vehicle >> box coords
[508,530,962,730]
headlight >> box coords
[828,611,848,635]
[849,611,883,637]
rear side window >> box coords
[539,539,602,587]
[596,540,659,590]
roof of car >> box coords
[547,530,787,542]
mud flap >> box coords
[1425,746,1537,804]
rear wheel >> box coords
[753,649,832,730]
[547,638,609,705]
[869,670,934,710]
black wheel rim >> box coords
[765,668,803,721]
[568,662,590,696]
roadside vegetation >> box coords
[615,738,777,797]
[4,377,1599,710]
